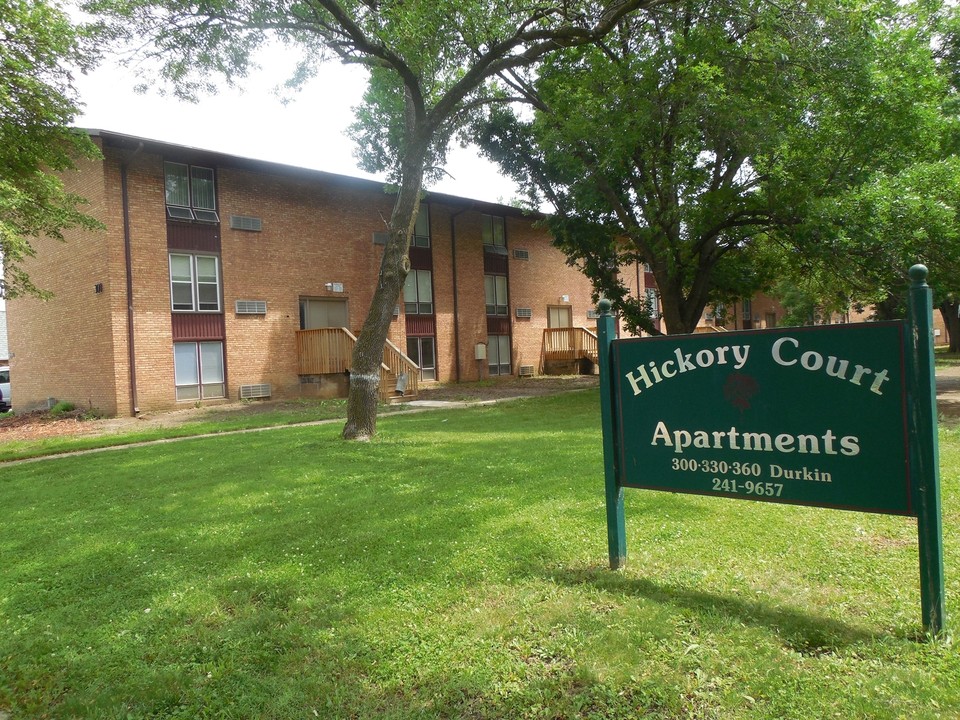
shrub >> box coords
[49,401,76,416]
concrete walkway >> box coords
[0,393,544,467]
[5,370,960,467]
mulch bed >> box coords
[0,409,93,442]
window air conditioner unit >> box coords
[230,215,262,231]
[235,300,267,315]
[239,384,271,399]
[515,307,533,318]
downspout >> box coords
[449,206,470,382]
[121,143,143,415]
[636,261,641,337]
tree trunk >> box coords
[939,299,960,353]
[342,140,428,440]
[654,265,711,335]
[657,289,708,334]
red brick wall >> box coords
[506,216,596,373]
[217,165,398,398]
[7,139,125,414]
[9,135,611,414]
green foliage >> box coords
[47,400,75,415]
[476,0,953,333]
[0,393,958,717]
[0,0,103,298]
[775,156,960,320]
[83,0,653,184]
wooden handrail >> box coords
[542,327,599,363]
[296,327,420,401]
[694,324,729,333]
[380,339,420,400]
[296,327,357,375]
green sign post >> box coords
[597,265,946,637]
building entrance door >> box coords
[547,305,572,328]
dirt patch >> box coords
[0,375,600,443]
[0,409,99,442]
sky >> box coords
[72,50,523,206]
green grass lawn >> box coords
[1,391,958,719]
[935,347,960,368]
[0,398,371,463]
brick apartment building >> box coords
[696,293,949,341]
[7,130,636,416]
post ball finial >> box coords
[598,298,613,315]
[909,264,928,284]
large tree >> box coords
[771,158,960,327]
[769,2,960,344]
[476,0,949,334]
[0,0,102,299]
[86,0,660,439]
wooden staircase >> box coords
[380,339,420,403]
[541,327,600,374]
[296,327,420,402]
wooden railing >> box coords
[296,327,357,375]
[380,339,420,400]
[542,327,599,364]
[694,323,729,333]
[295,327,419,401]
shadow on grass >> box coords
[543,564,884,655]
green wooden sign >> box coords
[612,322,912,515]
[596,266,946,637]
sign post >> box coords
[907,265,946,636]
[598,298,626,569]
[599,267,946,637]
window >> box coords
[645,288,659,317]
[484,274,508,316]
[412,206,430,248]
[482,214,506,252]
[548,305,572,328]
[488,335,511,376]
[170,253,221,312]
[403,269,433,314]
[174,342,224,400]
[164,162,219,222]
[406,336,437,381]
